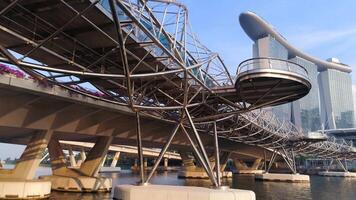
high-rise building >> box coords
[252,35,292,123]
[289,57,321,131]
[318,60,355,129]
[239,11,355,132]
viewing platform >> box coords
[235,57,311,109]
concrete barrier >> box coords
[0,179,51,199]
[255,173,310,183]
[178,171,232,179]
[318,171,356,177]
[236,170,264,174]
[113,185,255,200]
[100,167,122,173]
[40,175,111,192]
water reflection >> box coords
[232,174,312,200]
[310,176,356,200]
[31,168,356,200]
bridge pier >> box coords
[40,136,112,192]
[319,159,356,177]
[68,146,77,167]
[100,152,122,173]
[255,149,309,183]
[0,131,52,199]
[163,158,169,171]
[233,159,264,174]
[113,185,255,200]
[178,152,232,179]
[111,152,121,167]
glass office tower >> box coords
[253,35,292,123]
[289,57,321,131]
[318,67,355,129]
[251,35,355,131]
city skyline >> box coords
[181,0,356,117]
[240,11,355,132]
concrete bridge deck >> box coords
[0,74,276,161]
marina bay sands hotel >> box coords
[240,12,355,132]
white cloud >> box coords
[287,28,356,50]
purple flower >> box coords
[0,63,26,79]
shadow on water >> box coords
[31,167,356,200]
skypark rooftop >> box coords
[239,11,352,73]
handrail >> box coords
[237,57,309,79]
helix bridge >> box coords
[0,0,355,186]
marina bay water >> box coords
[26,166,356,200]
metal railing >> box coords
[237,57,309,80]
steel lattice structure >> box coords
[0,0,355,186]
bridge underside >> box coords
[0,75,276,161]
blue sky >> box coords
[1,1,356,159]
[181,0,356,82]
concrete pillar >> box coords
[144,158,148,168]
[164,158,169,168]
[251,158,262,170]
[0,130,53,180]
[47,137,79,177]
[209,156,216,170]
[110,152,120,168]
[68,147,77,167]
[80,149,86,162]
[233,159,264,174]
[179,151,195,170]
[234,159,249,170]
[134,159,138,167]
[44,136,113,192]
[0,131,53,199]
[220,151,231,172]
[80,136,113,176]
[101,155,107,167]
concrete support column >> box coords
[47,137,75,176]
[0,130,53,180]
[251,158,262,170]
[234,159,249,170]
[110,152,120,168]
[179,151,195,170]
[144,158,148,169]
[164,158,168,168]
[209,156,216,170]
[0,131,53,199]
[101,155,108,167]
[44,136,113,192]
[220,152,231,172]
[233,158,264,175]
[80,149,86,162]
[68,147,77,167]
[80,136,113,176]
